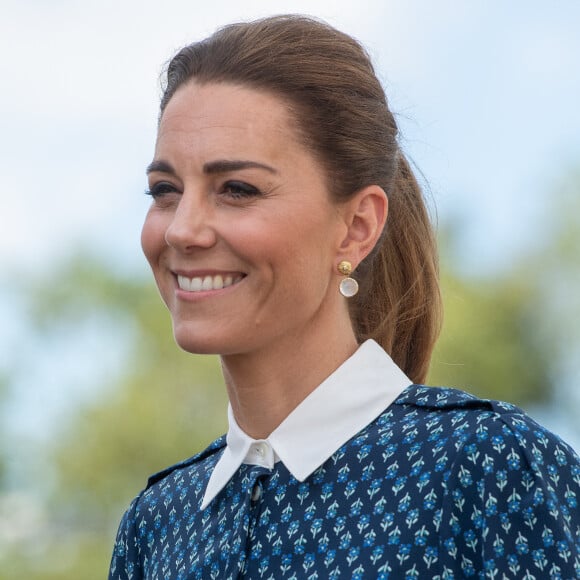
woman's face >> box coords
[142,82,349,356]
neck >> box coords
[221,317,358,439]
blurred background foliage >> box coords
[0,173,579,579]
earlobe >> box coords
[338,185,388,266]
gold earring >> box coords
[337,260,359,297]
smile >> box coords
[176,273,244,292]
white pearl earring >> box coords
[337,261,359,297]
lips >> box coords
[176,273,244,292]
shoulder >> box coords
[394,383,544,431]
[391,383,527,438]
[392,384,580,475]
[395,387,580,574]
[393,385,580,520]
[109,436,227,576]
[395,383,518,413]
[146,434,226,489]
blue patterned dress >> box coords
[109,384,580,579]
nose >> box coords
[164,192,217,252]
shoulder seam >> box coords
[146,436,226,488]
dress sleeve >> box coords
[108,495,143,580]
[437,407,580,578]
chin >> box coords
[173,328,219,355]
[172,322,241,356]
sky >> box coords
[1,1,580,448]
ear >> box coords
[338,185,388,267]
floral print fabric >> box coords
[109,385,580,579]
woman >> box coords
[109,15,580,579]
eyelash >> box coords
[144,182,178,198]
[221,180,261,198]
[144,180,261,199]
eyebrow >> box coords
[146,159,278,176]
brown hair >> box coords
[159,15,442,383]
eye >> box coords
[145,182,180,198]
[221,180,261,199]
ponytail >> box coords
[352,153,442,384]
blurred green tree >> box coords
[428,269,552,403]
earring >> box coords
[337,260,359,297]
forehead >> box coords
[157,82,300,159]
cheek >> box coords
[271,217,338,284]
[141,211,166,266]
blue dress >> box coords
[109,385,580,579]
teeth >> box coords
[177,274,241,292]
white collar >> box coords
[201,339,412,509]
